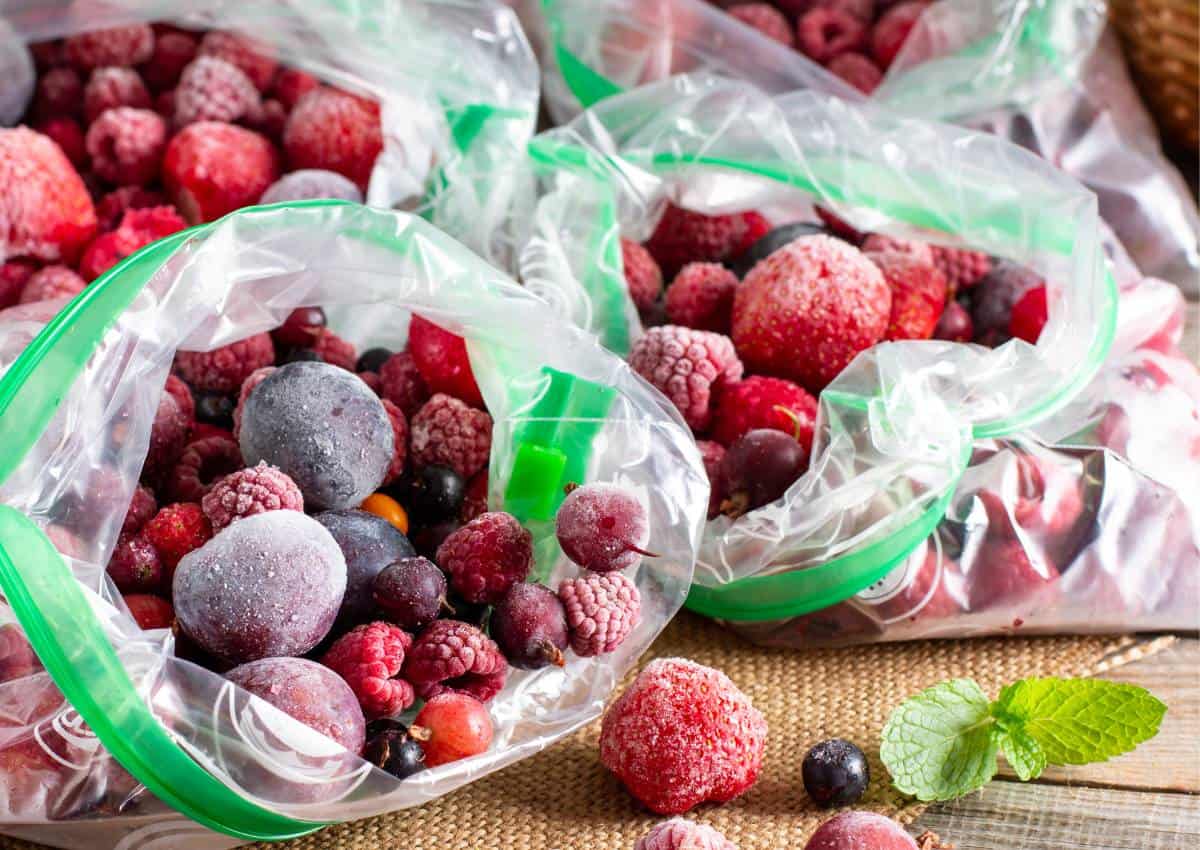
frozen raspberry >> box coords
[141,502,212,572]
[321,621,416,719]
[311,328,357,371]
[121,484,158,536]
[64,25,154,71]
[628,325,744,431]
[106,534,163,593]
[600,658,767,814]
[124,594,174,631]
[284,88,382,190]
[18,265,86,305]
[556,484,652,573]
[1009,284,1048,344]
[933,299,973,342]
[198,459,301,530]
[930,244,991,292]
[33,67,83,119]
[380,399,408,485]
[558,572,641,657]
[862,233,934,265]
[402,619,508,703]
[436,511,532,605]
[271,68,319,109]
[710,375,818,450]
[410,393,492,480]
[636,819,736,850]
[142,390,190,485]
[798,7,867,63]
[805,812,917,850]
[0,127,97,264]
[168,429,236,485]
[665,262,739,333]
[871,1,930,70]
[815,206,864,244]
[95,185,166,231]
[176,332,275,394]
[82,67,151,124]
[729,4,795,47]
[163,121,280,223]
[827,52,883,93]
[173,56,260,127]
[163,373,195,423]
[85,107,166,185]
[197,31,278,92]
[226,657,365,755]
[79,204,187,281]
[379,350,430,416]
[871,252,946,341]
[408,315,483,407]
[971,261,1042,346]
[141,30,198,92]
[621,238,663,313]
[34,117,86,168]
[0,261,35,309]
[460,470,489,523]
[732,234,890,393]
[967,536,1058,611]
[0,624,41,684]
[259,169,364,205]
[697,439,726,519]
[645,204,766,279]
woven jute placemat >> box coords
[0,615,1172,850]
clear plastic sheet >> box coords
[1,0,539,269]
[520,75,1115,613]
[0,20,33,126]
[0,203,707,848]
[535,0,1200,291]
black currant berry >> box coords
[363,719,426,780]
[356,347,393,374]
[802,738,869,808]
[194,392,235,429]
[404,465,466,526]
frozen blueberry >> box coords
[239,361,393,510]
[802,738,869,808]
[194,391,235,429]
[399,464,465,526]
[315,508,416,625]
[356,347,393,374]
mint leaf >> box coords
[992,677,1166,765]
[998,725,1046,781]
[880,679,999,802]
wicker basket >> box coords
[1110,0,1199,150]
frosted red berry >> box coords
[697,439,726,519]
[665,262,739,333]
[556,483,651,574]
[163,121,280,223]
[1009,284,1048,344]
[636,819,736,850]
[176,332,275,394]
[805,812,918,850]
[141,502,212,571]
[82,67,151,124]
[197,31,278,92]
[933,299,973,342]
[621,238,664,313]
[870,252,946,341]
[373,557,447,631]
[412,693,494,767]
[827,52,883,93]
[402,619,508,703]
[79,205,187,281]
[18,265,85,305]
[379,399,409,485]
[710,375,818,450]
[871,1,930,70]
[815,205,864,244]
[85,107,167,185]
[798,7,868,63]
[141,30,198,92]
[558,572,641,657]
[283,88,382,190]
[645,204,765,278]
[379,350,430,416]
[862,232,934,265]
[321,621,416,719]
[436,511,532,604]
[201,461,304,531]
[599,658,767,814]
[173,56,260,127]
[33,67,82,120]
[124,594,174,631]
[142,390,191,485]
[95,185,166,231]
[0,261,35,309]
[410,393,492,480]
[271,68,319,109]
[729,3,795,47]
[107,535,164,593]
[259,168,363,205]
[930,244,991,292]
[492,582,568,670]
[720,428,808,515]
[121,484,158,536]
[311,328,357,372]
[33,117,86,168]
[407,315,483,407]
[64,25,154,71]
[628,325,744,431]
[971,261,1042,346]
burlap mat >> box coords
[0,615,1172,850]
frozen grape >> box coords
[239,361,393,510]
[804,811,917,850]
[315,508,416,625]
[720,429,808,517]
[491,583,568,670]
[555,484,652,573]
[802,739,869,808]
[412,693,493,767]
[226,657,365,755]
[173,511,346,664]
[373,556,447,631]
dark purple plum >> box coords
[316,509,416,626]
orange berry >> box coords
[360,492,408,534]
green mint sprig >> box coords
[880,676,1166,801]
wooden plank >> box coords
[912,781,1200,850]
[994,638,1200,793]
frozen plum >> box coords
[315,508,416,625]
[239,361,393,510]
[173,511,347,664]
[226,657,365,754]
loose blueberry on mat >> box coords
[356,346,393,374]
[363,718,426,779]
[729,221,829,278]
[802,738,869,808]
[373,556,447,631]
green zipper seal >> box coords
[0,201,611,839]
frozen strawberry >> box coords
[407,314,484,408]
[141,30,198,92]
[33,67,83,120]
[18,265,86,305]
[163,121,280,223]
[871,1,930,70]
[827,52,883,94]
[78,206,187,281]
[1009,284,1048,344]
[283,88,382,191]
[173,56,261,127]
[82,67,151,124]
[732,234,890,393]
[0,127,98,264]
[664,262,739,333]
[621,238,663,313]
[85,107,167,186]
[710,375,818,450]
[64,25,154,71]
[197,31,278,92]
[870,252,946,341]
[95,185,166,232]
[797,7,867,63]
[644,204,766,278]
[628,325,744,431]
[271,68,319,110]
[729,4,795,47]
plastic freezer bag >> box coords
[0,203,707,849]
[520,74,1124,625]
[0,0,539,269]
[535,0,1199,291]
